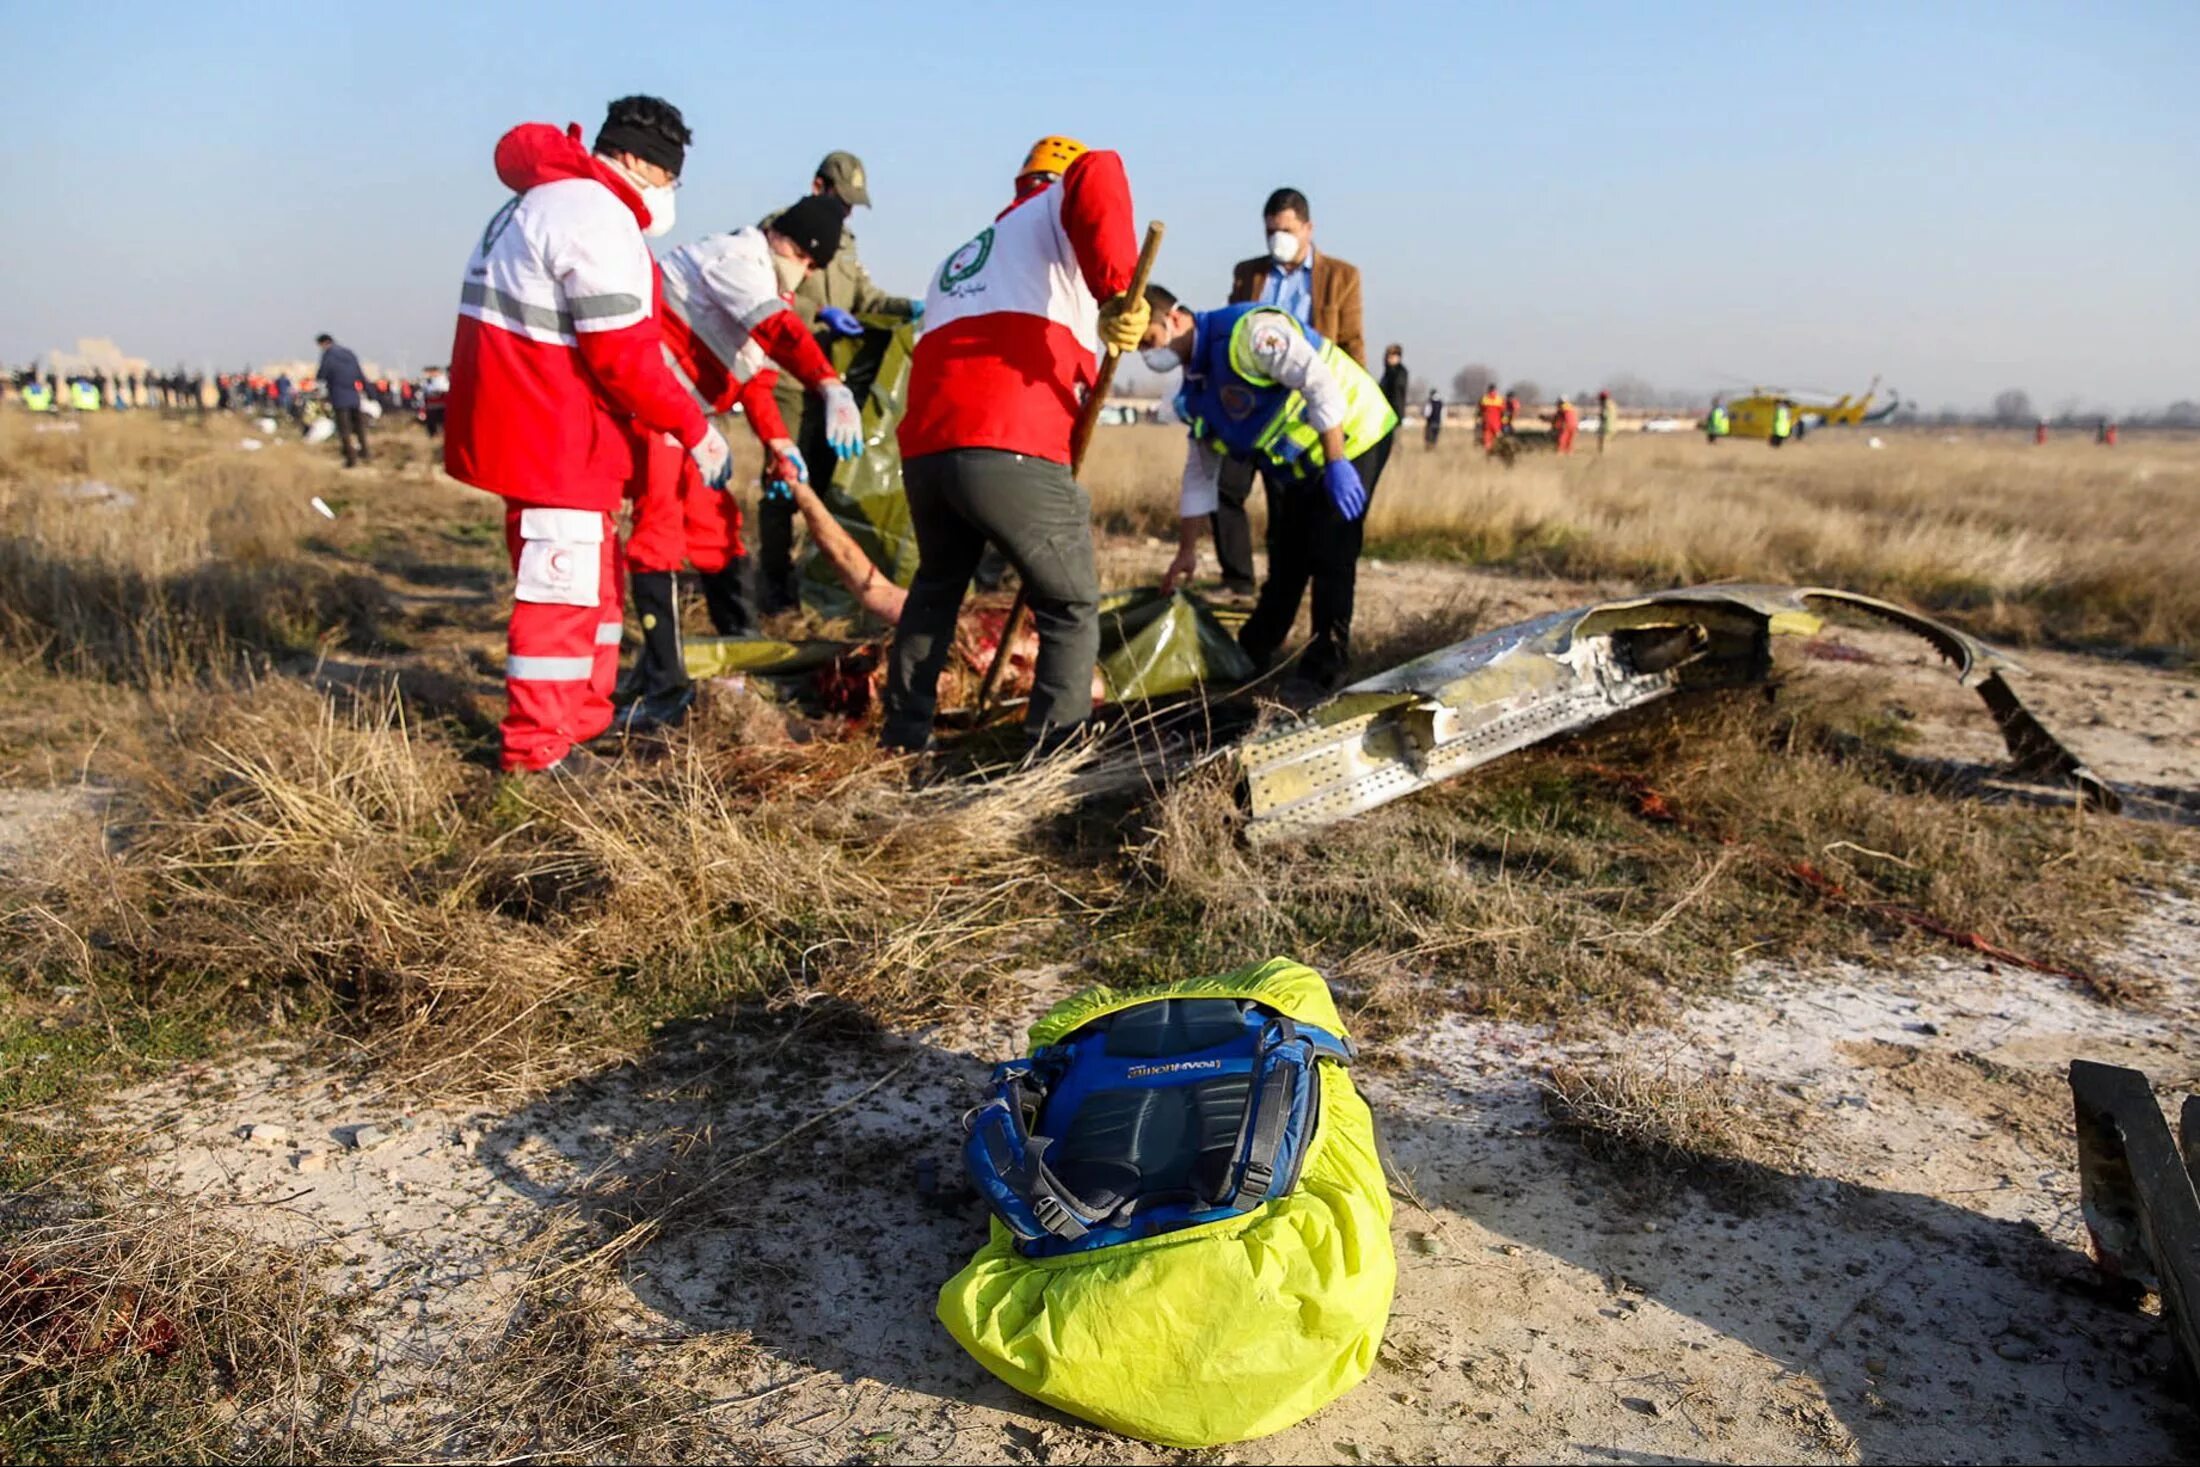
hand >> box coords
[767,438,808,498]
[817,305,864,337]
[820,381,865,461]
[1095,291,1150,354]
[1161,544,1199,594]
[905,300,925,323]
[690,423,733,490]
[1322,458,1367,521]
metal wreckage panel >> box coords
[2069,1060,2200,1390]
[1236,584,2118,841]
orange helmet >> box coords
[1018,135,1087,181]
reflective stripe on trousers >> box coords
[499,503,625,771]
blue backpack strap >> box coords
[1213,1018,1354,1210]
[962,1057,1110,1244]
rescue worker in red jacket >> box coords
[1477,384,1504,450]
[616,195,865,733]
[1552,396,1580,454]
[882,136,1144,753]
[444,95,731,774]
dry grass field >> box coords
[1084,422,2200,660]
[0,409,2194,1463]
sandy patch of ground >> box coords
[78,886,2200,1463]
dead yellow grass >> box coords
[1540,1057,1808,1210]
[5,675,1092,1099]
[1083,424,2200,658]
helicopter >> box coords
[1716,375,1900,440]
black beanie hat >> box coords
[594,95,691,179]
[771,194,846,268]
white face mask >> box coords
[770,250,808,295]
[607,156,677,237]
[1268,229,1303,266]
[1141,345,1183,373]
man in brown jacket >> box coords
[1210,187,1365,592]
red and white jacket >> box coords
[899,150,1136,464]
[444,122,706,510]
[655,227,847,450]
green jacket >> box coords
[758,208,917,426]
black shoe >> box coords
[879,725,935,755]
[1221,578,1258,598]
[608,683,696,736]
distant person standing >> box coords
[2098,418,2119,446]
[1596,389,1616,453]
[2035,418,2049,446]
[1769,399,1793,448]
[1366,344,1408,484]
[316,334,371,467]
[1210,187,1365,595]
[1502,389,1519,435]
[1477,383,1503,449]
[1552,396,1580,455]
[1423,389,1444,448]
[1704,396,1730,444]
[420,366,450,438]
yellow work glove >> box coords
[1096,291,1151,354]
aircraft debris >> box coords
[1235,584,2116,840]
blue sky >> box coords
[3,0,2193,411]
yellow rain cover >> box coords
[937,958,1396,1448]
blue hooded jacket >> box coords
[317,343,365,409]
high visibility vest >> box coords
[21,383,53,411]
[1479,392,1503,417]
[1772,403,1792,436]
[1176,304,1398,473]
[1707,406,1729,435]
[69,381,100,410]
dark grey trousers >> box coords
[883,449,1100,747]
[332,405,370,466]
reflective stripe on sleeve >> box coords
[570,292,644,321]
[462,281,572,337]
[596,621,626,645]
[506,654,597,682]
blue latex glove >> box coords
[764,443,808,501]
[1323,458,1368,521]
[906,300,925,323]
[817,305,864,337]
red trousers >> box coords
[1556,424,1577,454]
[625,431,745,575]
[500,502,624,771]
[1479,414,1501,449]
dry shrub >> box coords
[5,677,1092,1097]
[1082,424,2200,659]
[0,1182,345,1462]
[1540,1056,1806,1210]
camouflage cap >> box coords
[816,150,871,208]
